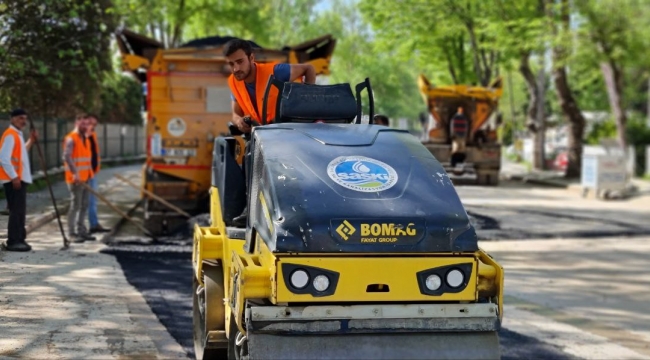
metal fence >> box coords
[0,117,145,175]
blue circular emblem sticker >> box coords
[327,156,398,192]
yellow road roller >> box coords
[192,76,504,359]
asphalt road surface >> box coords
[102,246,574,360]
[101,179,650,359]
[459,180,650,240]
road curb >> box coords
[503,174,570,188]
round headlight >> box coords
[446,269,464,288]
[425,274,442,291]
[290,269,309,289]
[313,275,330,292]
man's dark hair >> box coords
[373,114,389,126]
[10,108,27,118]
[223,39,254,57]
[85,112,98,120]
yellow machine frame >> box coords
[193,188,504,341]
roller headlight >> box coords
[313,275,330,292]
[446,269,464,288]
[290,269,309,289]
[425,274,442,291]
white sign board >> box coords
[581,154,627,192]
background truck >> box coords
[418,74,503,186]
[115,29,336,235]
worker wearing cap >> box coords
[85,113,109,234]
[63,114,95,243]
[0,109,37,252]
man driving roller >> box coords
[225,38,317,133]
[224,39,316,226]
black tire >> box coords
[193,264,227,359]
[228,315,248,360]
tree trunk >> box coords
[518,52,538,134]
[553,65,586,178]
[170,0,186,48]
[548,0,586,178]
[600,61,627,149]
[535,65,546,170]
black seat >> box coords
[261,75,374,125]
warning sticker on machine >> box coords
[330,218,426,245]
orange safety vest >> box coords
[63,130,93,183]
[0,127,23,181]
[90,131,101,174]
[228,62,279,123]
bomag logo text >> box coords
[361,223,417,237]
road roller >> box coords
[192,76,504,359]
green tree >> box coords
[99,73,143,124]
[113,0,270,48]
[546,0,588,178]
[576,0,650,150]
[318,0,422,120]
[360,0,501,87]
[0,0,116,117]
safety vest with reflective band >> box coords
[228,62,279,123]
[451,115,469,136]
[0,127,23,181]
[63,130,93,183]
[90,131,100,174]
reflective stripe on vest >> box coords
[0,127,23,181]
[63,131,93,183]
[228,62,280,123]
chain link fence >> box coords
[0,114,145,177]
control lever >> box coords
[228,116,260,135]
[243,116,260,128]
[228,122,243,136]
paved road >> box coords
[458,180,650,240]
[102,245,573,360]
[99,178,650,359]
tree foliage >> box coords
[317,0,422,120]
[360,0,504,86]
[99,73,143,125]
[0,0,116,118]
[112,0,269,48]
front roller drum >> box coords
[193,263,227,360]
[247,331,501,360]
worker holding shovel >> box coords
[62,114,95,243]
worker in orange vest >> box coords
[0,108,37,251]
[225,38,316,134]
[224,38,316,227]
[85,113,109,234]
[62,114,95,243]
